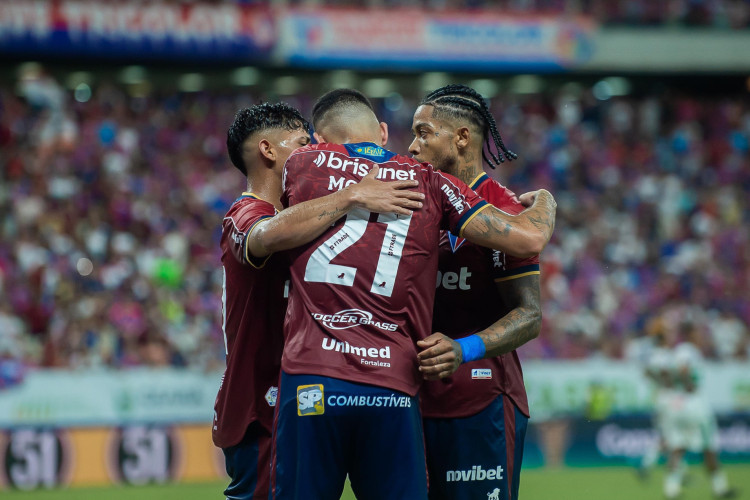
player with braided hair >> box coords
[420,84,518,169]
[411,84,542,500]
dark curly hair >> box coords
[421,84,517,169]
[226,102,309,176]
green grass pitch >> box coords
[2,465,748,499]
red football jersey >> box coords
[212,194,287,448]
[423,173,540,418]
[280,142,490,396]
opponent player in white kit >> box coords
[644,318,736,499]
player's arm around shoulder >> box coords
[461,189,556,258]
[247,165,425,258]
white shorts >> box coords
[656,391,718,452]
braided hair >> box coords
[420,84,517,169]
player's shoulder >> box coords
[288,143,347,159]
[224,193,276,219]
[379,154,441,184]
[475,175,523,213]
[377,151,428,172]
[410,160,460,183]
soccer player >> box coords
[640,317,679,482]
[661,324,736,499]
[270,89,556,500]
[410,84,542,500]
[214,102,425,500]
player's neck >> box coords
[246,175,283,211]
[453,149,483,186]
[335,135,380,145]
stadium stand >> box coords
[1,69,747,372]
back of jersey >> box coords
[281,142,488,396]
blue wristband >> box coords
[456,335,486,363]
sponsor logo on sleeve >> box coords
[440,184,465,214]
[297,384,324,416]
[471,369,492,380]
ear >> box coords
[258,138,275,162]
[455,126,471,150]
[313,131,326,144]
[379,122,389,146]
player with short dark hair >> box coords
[411,84,541,500]
[270,89,556,500]
[214,101,424,500]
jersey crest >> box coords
[448,232,466,253]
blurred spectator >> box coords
[15,63,79,170]
[708,308,749,360]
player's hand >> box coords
[519,189,557,244]
[519,189,557,209]
[348,165,424,216]
[417,332,463,380]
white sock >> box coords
[664,471,682,499]
[711,471,729,495]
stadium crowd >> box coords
[236,0,750,29]
[0,71,748,374]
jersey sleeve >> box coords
[478,180,541,282]
[223,197,276,268]
[427,169,490,237]
[492,198,540,282]
[491,253,540,283]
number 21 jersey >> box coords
[281,142,489,396]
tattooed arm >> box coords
[418,274,542,380]
[481,274,542,356]
[247,165,424,257]
[461,189,556,258]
